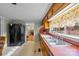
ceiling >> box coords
[0,3,52,22]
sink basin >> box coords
[43,35,71,46]
[46,38,70,46]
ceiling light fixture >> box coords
[11,3,17,5]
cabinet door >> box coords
[0,19,1,35]
[40,40,50,56]
[0,48,2,55]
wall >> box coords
[0,16,8,36]
[34,21,41,43]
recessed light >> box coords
[11,3,17,5]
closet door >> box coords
[8,24,25,46]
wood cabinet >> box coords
[40,35,52,56]
[44,21,49,30]
[0,36,5,56]
[0,48,3,55]
[47,8,53,19]
[42,3,69,25]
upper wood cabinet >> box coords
[42,3,69,25]
[42,16,48,25]
[44,21,49,29]
[47,8,53,19]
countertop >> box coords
[40,34,79,56]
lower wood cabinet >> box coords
[40,36,51,56]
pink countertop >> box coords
[50,45,79,56]
[40,34,79,56]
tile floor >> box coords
[12,41,42,56]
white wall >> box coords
[34,21,41,43]
[0,16,7,36]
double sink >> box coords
[43,35,71,46]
